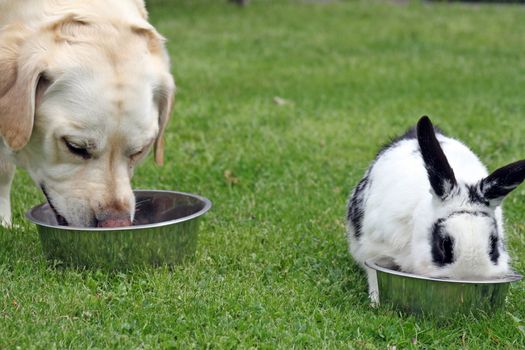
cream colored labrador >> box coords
[0,0,175,227]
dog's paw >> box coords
[0,219,23,230]
[0,199,12,228]
[0,217,12,229]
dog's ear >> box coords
[0,25,46,151]
[134,25,175,166]
[153,76,175,166]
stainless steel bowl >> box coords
[365,258,522,318]
[26,190,211,269]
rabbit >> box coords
[347,116,525,303]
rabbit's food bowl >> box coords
[26,190,211,269]
[365,258,522,318]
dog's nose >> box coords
[97,215,132,228]
[97,217,132,227]
[95,200,133,228]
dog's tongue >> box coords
[97,218,132,228]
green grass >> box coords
[3,0,525,348]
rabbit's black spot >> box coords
[347,174,369,238]
[489,234,500,264]
[431,221,455,266]
[467,184,489,206]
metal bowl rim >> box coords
[25,189,212,232]
[365,259,522,284]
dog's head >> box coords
[0,14,175,227]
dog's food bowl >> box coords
[26,190,211,269]
[365,258,522,318]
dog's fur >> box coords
[0,0,175,227]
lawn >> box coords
[2,0,525,348]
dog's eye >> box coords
[63,139,91,160]
[130,147,146,161]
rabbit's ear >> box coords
[417,116,457,200]
[479,160,525,207]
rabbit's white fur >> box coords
[347,117,522,303]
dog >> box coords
[0,0,175,227]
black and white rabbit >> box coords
[347,116,525,302]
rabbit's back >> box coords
[347,129,488,266]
